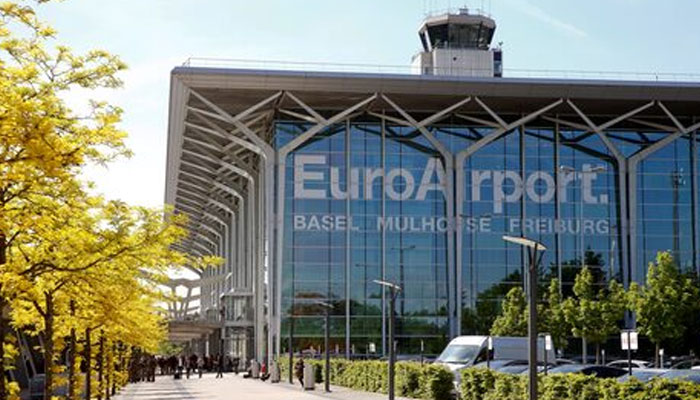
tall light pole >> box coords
[391,245,414,317]
[315,301,334,393]
[219,305,226,360]
[560,165,604,364]
[373,280,401,400]
[502,235,546,400]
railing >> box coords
[180,57,700,83]
[422,7,493,18]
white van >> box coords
[435,336,555,383]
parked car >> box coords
[436,336,554,388]
[555,358,578,365]
[659,369,700,384]
[617,368,666,383]
[498,365,529,374]
[670,359,700,370]
[473,359,520,370]
[547,364,628,378]
[606,359,652,369]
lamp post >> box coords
[373,280,402,400]
[315,301,334,393]
[391,245,414,317]
[503,235,546,400]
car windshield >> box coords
[436,344,481,364]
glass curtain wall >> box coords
[276,116,698,355]
[278,120,451,356]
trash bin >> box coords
[303,364,315,390]
[270,362,280,383]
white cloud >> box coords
[507,0,588,38]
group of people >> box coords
[162,353,244,379]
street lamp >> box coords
[391,245,414,317]
[373,280,402,400]
[502,235,546,400]
[218,305,226,360]
[315,301,334,393]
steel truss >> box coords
[167,78,700,364]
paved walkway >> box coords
[112,373,410,400]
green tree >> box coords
[490,287,528,336]
[563,267,626,363]
[542,279,570,352]
[629,252,699,367]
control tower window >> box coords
[427,24,449,49]
[448,23,494,50]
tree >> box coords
[542,279,570,352]
[7,197,191,399]
[563,267,626,364]
[629,251,699,367]
[0,2,128,396]
[490,287,528,336]
[462,271,523,335]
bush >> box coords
[418,364,455,400]
[459,368,700,400]
[276,357,451,399]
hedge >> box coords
[277,357,453,400]
[460,368,700,400]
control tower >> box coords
[412,8,502,77]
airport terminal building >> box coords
[164,10,700,363]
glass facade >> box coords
[274,117,700,357]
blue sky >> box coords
[36,0,700,208]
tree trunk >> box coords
[582,337,587,364]
[43,293,55,400]
[655,343,660,368]
[595,343,600,365]
[105,340,111,400]
[0,234,7,400]
[85,328,92,400]
[68,301,77,400]
[111,343,117,396]
[97,331,104,400]
[0,295,6,400]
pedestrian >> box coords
[198,357,204,378]
[294,356,304,388]
[233,357,239,375]
[216,353,224,378]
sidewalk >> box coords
[112,372,412,400]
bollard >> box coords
[303,364,315,390]
[270,362,280,383]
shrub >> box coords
[418,363,455,400]
[275,357,452,399]
[459,368,700,400]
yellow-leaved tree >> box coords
[0,1,128,396]
[7,195,192,400]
